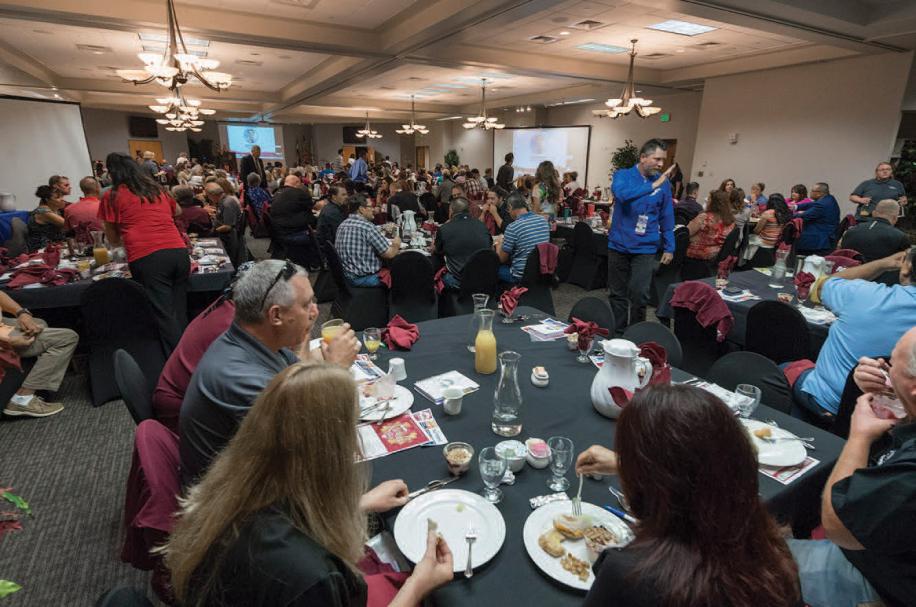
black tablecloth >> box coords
[369,307,844,605]
[553,223,608,257]
[0,264,234,310]
[655,270,829,353]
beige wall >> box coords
[691,52,913,213]
[81,107,190,164]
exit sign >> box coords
[660,113,671,122]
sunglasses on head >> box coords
[259,261,297,312]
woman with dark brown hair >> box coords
[686,190,735,262]
[577,384,801,607]
[718,178,736,193]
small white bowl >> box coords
[525,438,551,469]
[497,440,527,473]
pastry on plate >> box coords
[554,513,586,539]
[753,427,772,439]
[538,529,565,557]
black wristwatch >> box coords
[14,308,32,318]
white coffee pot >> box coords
[590,338,652,419]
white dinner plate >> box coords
[522,501,634,591]
[394,489,506,573]
[359,385,414,421]
[741,419,807,467]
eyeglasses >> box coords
[259,261,297,312]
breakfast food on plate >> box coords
[538,529,566,558]
[554,513,586,539]
[753,427,772,439]
[584,525,620,562]
[560,552,590,582]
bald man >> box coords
[240,144,267,185]
[270,173,316,249]
[841,199,910,285]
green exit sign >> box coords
[660,113,671,122]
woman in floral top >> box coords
[686,190,735,261]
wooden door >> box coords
[128,140,164,163]
[416,146,429,169]
[662,139,677,170]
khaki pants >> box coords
[5,318,79,393]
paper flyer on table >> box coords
[357,413,431,461]
[521,318,568,341]
[412,408,448,446]
[414,371,479,405]
[352,354,386,383]
[759,456,820,485]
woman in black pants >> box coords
[99,153,190,352]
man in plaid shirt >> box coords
[335,196,401,286]
[464,171,483,199]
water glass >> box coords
[547,436,573,491]
[735,384,762,418]
[479,446,508,503]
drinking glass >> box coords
[363,328,381,360]
[577,335,592,364]
[478,446,508,503]
[321,318,345,343]
[735,384,762,418]
[547,436,573,491]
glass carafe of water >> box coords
[768,248,789,288]
[492,351,523,436]
[467,293,489,352]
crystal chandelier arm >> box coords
[119,71,160,85]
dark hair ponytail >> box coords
[105,152,163,203]
[35,185,54,202]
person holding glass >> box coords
[164,362,454,607]
[576,384,802,607]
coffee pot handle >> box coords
[636,357,652,389]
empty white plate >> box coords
[741,419,808,467]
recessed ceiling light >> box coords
[559,31,570,36]
[576,42,628,54]
[647,19,717,36]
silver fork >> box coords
[572,473,583,516]
[765,419,816,450]
[375,399,393,426]
[464,525,478,579]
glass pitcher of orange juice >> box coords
[474,309,497,375]
[90,231,109,266]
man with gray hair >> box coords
[179,259,360,484]
[434,197,492,289]
[794,182,839,255]
[494,192,550,283]
[840,199,910,285]
[240,144,267,185]
[788,327,916,607]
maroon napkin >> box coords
[537,242,559,275]
[777,242,791,252]
[717,255,737,279]
[794,271,815,300]
[824,255,860,271]
[782,359,816,388]
[599,210,609,224]
[483,211,498,236]
[377,267,392,288]
[564,317,609,351]
[7,264,79,289]
[433,266,447,294]
[829,248,862,261]
[421,221,438,235]
[608,386,634,409]
[383,315,419,350]
[500,286,528,318]
[670,281,734,342]
[42,245,61,268]
[639,341,672,386]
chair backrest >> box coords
[114,349,154,425]
[319,240,351,296]
[706,351,793,414]
[572,221,596,254]
[745,300,811,364]
[80,278,162,345]
[519,245,556,287]
[623,321,683,368]
[4,217,28,258]
[715,226,741,263]
[390,251,435,305]
[673,307,724,378]
[671,226,690,268]
[567,297,615,333]
[459,248,500,298]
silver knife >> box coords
[407,477,459,500]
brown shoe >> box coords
[3,396,64,418]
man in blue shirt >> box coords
[607,139,676,332]
[792,248,916,419]
[495,192,550,283]
[349,150,368,183]
[794,181,840,255]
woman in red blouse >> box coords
[686,190,736,261]
[99,153,190,351]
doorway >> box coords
[415,146,429,169]
[128,140,164,163]
[342,145,375,165]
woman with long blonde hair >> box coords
[531,160,561,219]
[164,362,454,606]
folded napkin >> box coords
[639,341,671,386]
[500,286,528,318]
[608,386,634,410]
[782,359,815,388]
[382,314,419,350]
[830,248,862,261]
[537,242,559,275]
[377,267,392,288]
[717,255,737,279]
[421,221,438,235]
[6,264,79,289]
[824,255,860,271]
[793,271,816,300]
[433,266,447,294]
[564,317,609,351]
[670,281,734,342]
[42,247,61,268]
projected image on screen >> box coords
[223,125,283,160]
[494,126,590,185]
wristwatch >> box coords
[14,308,32,318]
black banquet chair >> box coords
[320,241,388,331]
[389,251,438,323]
[438,248,500,318]
[515,246,557,316]
[80,278,166,407]
[114,349,154,425]
[672,306,731,379]
[745,300,811,364]
[650,226,689,308]
[622,321,683,369]
[706,351,793,414]
[567,297,615,333]
[566,222,606,290]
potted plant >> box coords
[444,150,460,168]
[606,139,639,199]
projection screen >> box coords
[493,126,591,184]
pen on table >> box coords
[602,504,637,525]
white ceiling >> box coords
[174,0,418,30]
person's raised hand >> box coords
[850,393,898,443]
[321,323,359,367]
[575,445,618,476]
[854,357,892,395]
[359,479,409,513]
[406,528,454,598]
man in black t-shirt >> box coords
[788,327,916,607]
[496,153,515,195]
[840,199,910,285]
[434,197,492,288]
[849,162,907,220]
[270,174,315,241]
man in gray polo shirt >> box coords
[850,162,907,220]
[179,259,360,485]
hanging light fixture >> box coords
[462,79,505,130]
[116,0,232,91]
[356,112,382,139]
[593,39,661,119]
[148,88,211,132]
[395,96,429,135]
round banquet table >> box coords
[368,307,845,605]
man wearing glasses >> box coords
[179,259,360,485]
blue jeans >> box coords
[345,273,381,287]
[497,264,519,284]
[442,271,461,290]
[787,539,883,607]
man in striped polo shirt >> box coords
[495,192,550,283]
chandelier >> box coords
[396,96,429,135]
[148,88,214,132]
[356,112,382,139]
[593,39,661,119]
[116,0,232,91]
[463,79,505,130]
